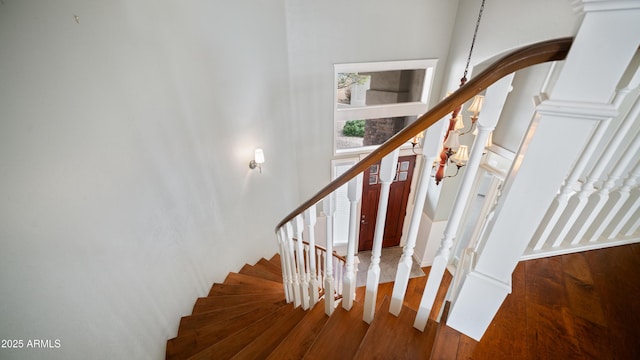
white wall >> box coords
[0,1,297,359]
[284,0,460,201]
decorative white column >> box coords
[445,2,640,340]
[342,174,362,311]
[414,74,514,331]
[363,149,399,323]
[304,205,319,306]
[389,152,436,316]
[285,222,302,308]
[323,193,337,315]
[294,215,310,310]
[388,117,448,317]
[277,228,292,303]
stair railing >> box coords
[275,38,573,321]
[290,237,346,303]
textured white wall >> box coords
[0,1,297,359]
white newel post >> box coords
[414,74,514,331]
[363,149,399,323]
[343,174,363,311]
[277,228,292,303]
[294,215,310,310]
[323,193,337,315]
[445,2,640,341]
[285,222,302,308]
[305,205,319,306]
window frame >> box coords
[333,59,439,155]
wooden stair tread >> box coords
[208,283,283,296]
[255,258,284,277]
[193,293,283,313]
[304,300,369,359]
[178,298,286,334]
[186,304,298,360]
[230,306,308,359]
[239,264,283,283]
[266,299,329,360]
[167,303,290,360]
[223,272,283,289]
[268,253,281,267]
[353,297,437,360]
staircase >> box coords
[166,254,447,359]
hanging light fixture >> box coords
[435,0,486,185]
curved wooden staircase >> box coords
[166,254,446,359]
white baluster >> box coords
[305,205,319,306]
[363,149,399,323]
[564,97,640,245]
[587,133,640,242]
[342,174,363,311]
[606,161,640,239]
[338,260,345,296]
[316,248,323,289]
[530,116,611,250]
[415,74,513,331]
[285,222,301,308]
[323,193,337,314]
[304,243,311,285]
[390,152,437,316]
[277,228,292,303]
[553,100,640,247]
[532,60,638,250]
[294,214,310,310]
[624,204,640,237]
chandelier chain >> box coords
[463,0,486,80]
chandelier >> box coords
[435,0,487,185]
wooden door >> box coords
[358,155,416,251]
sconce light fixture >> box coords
[249,148,265,173]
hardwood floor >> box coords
[434,242,640,360]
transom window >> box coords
[334,59,438,154]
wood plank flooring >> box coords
[435,242,640,359]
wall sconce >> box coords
[249,148,265,173]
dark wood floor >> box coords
[432,242,640,360]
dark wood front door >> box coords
[358,155,416,251]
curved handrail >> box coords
[276,37,573,231]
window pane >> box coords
[337,69,426,107]
[336,116,414,151]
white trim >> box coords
[520,237,640,261]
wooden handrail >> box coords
[276,37,573,231]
